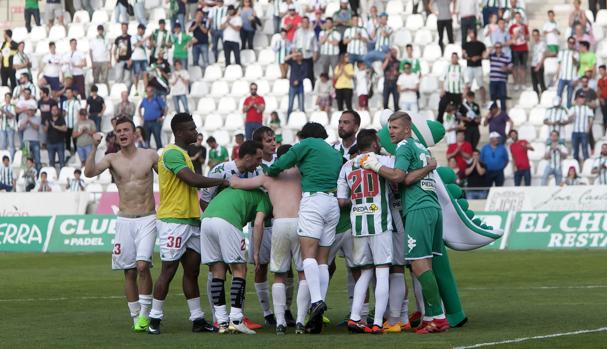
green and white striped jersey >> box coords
[62,98,81,128]
[442,63,464,94]
[544,106,568,137]
[558,49,579,81]
[593,155,607,184]
[272,37,290,64]
[375,25,393,48]
[0,165,13,186]
[0,103,17,131]
[545,139,567,170]
[344,26,369,55]
[569,105,593,133]
[319,29,341,56]
[209,6,227,31]
[337,153,393,237]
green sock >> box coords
[417,270,443,318]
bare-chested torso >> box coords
[263,167,302,219]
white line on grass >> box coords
[453,327,607,349]
[462,285,607,291]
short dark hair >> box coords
[137,24,146,30]
[509,129,518,136]
[159,19,166,24]
[74,169,82,175]
[235,133,244,140]
[26,157,33,163]
[49,41,56,47]
[341,110,361,126]
[23,88,31,93]
[550,130,560,137]
[91,85,98,93]
[579,40,590,49]
[252,126,274,142]
[206,136,217,144]
[238,140,263,159]
[97,24,104,31]
[170,112,193,133]
[325,17,333,22]
[2,155,9,162]
[466,91,475,98]
[548,10,554,15]
[41,171,47,177]
[5,29,12,38]
[600,65,607,70]
[406,44,413,49]
[300,122,328,139]
[4,92,10,98]
[250,82,257,88]
[115,117,136,131]
[174,23,181,28]
[70,38,77,44]
[456,129,465,135]
[532,29,540,34]
[41,87,49,96]
[356,129,378,151]
[277,144,292,158]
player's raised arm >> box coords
[84,133,112,177]
[229,175,266,190]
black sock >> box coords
[211,278,225,306]
[230,277,246,309]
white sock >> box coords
[128,301,141,325]
[186,297,205,321]
[296,280,310,324]
[318,264,329,301]
[303,258,322,303]
[361,303,369,322]
[285,276,294,308]
[350,268,372,322]
[412,274,424,316]
[206,272,216,323]
[255,281,273,316]
[401,299,410,324]
[229,306,244,323]
[272,283,287,326]
[149,299,164,320]
[139,294,152,319]
[214,304,229,324]
[373,268,390,327]
[346,270,355,309]
[388,273,405,325]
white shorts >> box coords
[112,214,157,270]
[200,217,247,264]
[352,231,393,267]
[391,207,406,266]
[156,221,200,262]
[247,226,272,265]
[329,229,355,268]
[466,66,484,88]
[297,193,340,247]
[45,3,63,22]
[270,218,303,273]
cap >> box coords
[489,132,501,139]
[552,96,561,107]
[489,102,498,110]
[379,12,388,17]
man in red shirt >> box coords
[242,82,266,140]
[282,5,302,42]
[509,129,534,186]
[597,65,607,133]
[231,133,244,160]
[446,130,473,174]
[508,12,529,91]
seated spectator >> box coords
[188,133,207,175]
[354,61,370,111]
[396,62,419,113]
[443,103,461,145]
[207,136,229,169]
[72,109,96,167]
[13,73,38,101]
[544,96,569,141]
[269,112,283,145]
[542,10,560,56]
[169,60,190,113]
[542,130,568,186]
[465,149,488,199]
[0,155,14,192]
[480,132,509,187]
[448,157,464,186]
[22,157,37,192]
[591,143,607,185]
[509,129,534,187]
[484,102,512,143]
[363,12,391,67]
[231,133,244,160]
[36,171,52,192]
[438,53,464,124]
[314,73,333,113]
[0,92,16,159]
[447,130,473,174]
[66,169,86,192]
[562,166,584,186]
[114,91,137,120]
[458,91,481,149]
[86,85,106,132]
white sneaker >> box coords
[229,320,256,334]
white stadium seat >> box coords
[582,158,596,177]
[188,66,203,81]
[231,80,250,97]
[431,59,448,76]
[386,0,404,15]
[287,112,307,129]
[245,64,264,81]
[406,14,424,31]
[265,64,282,80]
[224,64,243,81]
[203,113,223,131]
[29,26,47,42]
[256,80,271,95]
[197,97,216,114]
[210,81,230,98]
[109,83,128,101]
[528,142,546,161]
[442,44,462,59]
[48,25,67,41]
[518,124,537,142]
[419,76,439,94]
[12,27,28,42]
[423,44,442,62]
[213,130,231,146]
[91,10,109,25]
[509,107,527,125]
[540,90,557,108]
[73,10,90,24]
[518,90,539,109]
[224,113,244,130]
[241,50,257,65]
[596,9,607,27]
[562,159,580,174]
[67,23,85,39]
[217,97,237,114]
[425,13,438,31]
[203,64,223,81]
[387,15,404,30]
[258,48,276,65]
[190,81,210,98]
[414,28,434,47]
[529,107,547,126]
[272,79,290,96]
[264,95,278,112]
[358,111,371,128]
[393,29,412,47]
[309,111,329,126]
[253,34,269,50]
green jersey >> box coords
[266,138,342,193]
[202,188,272,229]
[171,32,192,59]
[209,146,229,163]
[394,137,440,214]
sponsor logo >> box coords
[407,234,416,253]
[352,203,380,216]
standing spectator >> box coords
[169,60,190,113]
[282,5,302,42]
[382,47,400,110]
[509,129,533,186]
[334,53,354,111]
[458,91,481,148]
[66,169,86,191]
[530,29,547,97]
[400,44,421,74]
[397,62,419,112]
[484,102,512,142]
[333,1,352,54]
[86,85,106,132]
[36,171,52,192]
[272,0,285,34]
[363,13,392,67]
[343,14,369,64]
[65,39,87,99]
[207,136,229,169]
[12,42,32,84]
[240,0,258,50]
[490,19,510,57]
[243,82,266,140]
[145,54,171,97]
[272,29,291,79]
[508,12,529,91]
[447,130,473,174]
[556,37,578,108]
[562,166,584,186]
[269,112,283,144]
[72,109,96,167]
[480,132,509,187]
[294,16,318,86]
[465,149,488,199]
[543,96,569,141]
[188,133,207,175]
[221,5,243,66]
[22,157,37,191]
[316,18,341,76]
[17,89,40,171]
[575,76,598,110]
[130,24,148,94]
[443,103,460,145]
[354,61,370,110]
[543,10,560,56]
[0,92,16,159]
[209,0,227,63]
[171,23,193,69]
[456,0,479,44]
[462,30,487,104]
[149,20,172,61]
[589,0,607,20]
[114,91,137,120]
[114,0,129,23]
[138,86,167,149]
[598,65,607,133]
[113,23,133,92]
[231,133,244,160]
[482,0,499,27]
[37,87,56,144]
[1,30,18,90]
[542,130,567,186]
[572,23,593,50]
[90,25,111,85]
[489,43,512,111]
[133,0,147,25]
[45,0,64,28]
[591,143,607,185]
[577,41,596,78]
[311,10,325,41]
[45,104,67,170]
[190,10,211,70]
[286,51,307,117]
[569,93,594,163]
[435,0,454,53]
[501,0,526,23]
[24,0,41,33]
[170,0,187,29]
[62,87,81,155]
[438,52,464,123]
[314,73,333,113]
[0,155,14,192]
[569,0,588,35]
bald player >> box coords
[84,118,159,332]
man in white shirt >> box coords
[396,63,419,112]
[65,39,87,99]
[169,60,190,113]
[456,0,480,44]
[90,25,111,85]
[39,41,62,95]
[530,29,547,97]
[16,88,41,170]
[221,5,243,66]
[131,24,149,95]
[294,16,318,86]
[542,10,560,56]
[343,14,369,64]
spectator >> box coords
[72,109,96,166]
[286,51,307,117]
[483,13,499,44]
[114,0,129,23]
[364,6,379,52]
[190,10,211,70]
[543,10,560,56]
[462,29,487,104]
[305,0,326,15]
[572,23,593,50]
[316,18,341,76]
[598,65,607,133]
[272,29,291,79]
[530,29,547,97]
[508,129,533,186]
[458,91,482,149]
[343,14,369,64]
[37,87,56,143]
[22,157,37,191]
[134,126,148,148]
[569,93,594,163]
[67,169,86,191]
[105,131,120,154]
[575,76,598,109]
[45,104,67,170]
[171,23,193,69]
[114,91,137,120]
[542,130,567,186]
[438,53,464,124]
[169,60,190,114]
[589,0,606,20]
[38,42,62,96]
[396,62,419,112]
[133,0,147,25]
[222,5,243,66]
[0,155,14,192]
[170,0,187,29]
[12,42,32,85]
[114,23,133,92]
[577,41,596,78]
[65,39,87,99]
[457,0,479,44]
[231,133,244,160]
[294,16,318,86]
[146,54,171,97]
[312,11,326,40]
[333,0,352,53]
[62,87,81,155]
[382,47,400,110]
[90,25,112,85]
[400,44,421,74]
[243,82,266,140]
[543,96,569,141]
[556,37,578,108]
[507,12,529,91]
[465,148,487,199]
[489,43,512,111]
[435,0,454,53]
[591,143,607,185]
[363,12,392,67]
[334,53,354,111]
[0,92,16,159]
[45,0,64,28]
[447,130,473,174]
[36,171,52,192]
[130,24,148,94]
[138,86,167,149]
[86,85,106,132]
[209,0,227,63]
[12,73,37,101]
[16,89,40,171]
[269,112,283,144]
[207,136,229,169]
[562,166,584,186]
[149,20,172,62]
[239,0,258,50]
[448,157,464,185]
[480,132,508,187]
[24,0,41,33]
[484,102,512,142]
[482,0,499,27]
[443,103,460,145]
[314,73,333,113]
[282,4,302,42]
[188,133,207,175]
[501,0,526,23]
[272,0,284,33]
[490,19,510,57]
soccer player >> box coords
[265,122,342,333]
[230,144,303,335]
[147,113,228,334]
[200,187,273,334]
[361,111,449,334]
[84,118,159,332]
[338,129,393,334]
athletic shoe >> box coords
[414,318,450,334]
[347,319,371,334]
[401,321,412,331]
[382,321,401,333]
[229,320,256,334]
[370,325,383,335]
[308,301,327,322]
[409,311,422,327]
[147,318,161,335]
[217,322,229,334]
[284,310,296,327]
[305,314,323,334]
[322,315,331,324]
[276,324,287,335]
[133,315,149,332]
[295,322,305,334]
[243,317,263,330]
[265,314,277,326]
[415,319,431,332]
[192,318,215,333]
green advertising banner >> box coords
[508,211,607,249]
[0,216,52,252]
[474,211,511,250]
[46,215,117,252]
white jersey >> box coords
[337,154,394,237]
[200,160,262,203]
[333,140,357,161]
[593,155,607,185]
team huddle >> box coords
[85,109,452,336]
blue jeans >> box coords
[143,120,163,149]
[0,129,15,159]
[489,81,507,111]
[172,95,189,113]
[466,190,487,200]
[460,16,477,43]
[134,1,147,25]
[245,122,262,141]
[348,53,365,64]
[486,170,505,187]
[571,132,589,162]
[514,168,531,186]
[77,144,93,164]
[47,142,65,169]
[192,44,210,69]
[27,140,41,171]
[172,13,186,30]
[212,29,223,63]
[557,79,574,108]
[114,4,128,23]
[363,45,389,68]
[383,82,399,110]
[89,114,101,132]
[542,166,562,185]
[287,85,304,116]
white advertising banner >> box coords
[485,186,607,212]
[0,192,90,216]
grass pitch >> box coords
[2,250,606,348]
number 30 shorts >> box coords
[156,220,201,262]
